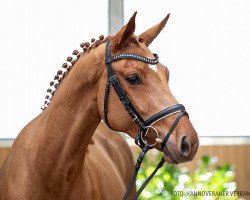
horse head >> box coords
[97,12,199,164]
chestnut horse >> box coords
[0,13,199,200]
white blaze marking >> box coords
[149,64,157,72]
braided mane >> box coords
[41,35,110,111]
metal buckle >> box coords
[132,115,138,122]
[140,126,160,148]
[109,75,119,85]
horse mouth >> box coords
[163,147,180,164]
[162,140,198,164]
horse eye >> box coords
[126,74,141,85]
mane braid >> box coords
[41,35,109,111]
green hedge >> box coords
[136,153,237,200]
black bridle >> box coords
[104,40,188,199]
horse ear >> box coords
[139,14,170,46]
[112,12,137,48]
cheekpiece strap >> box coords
[104,40,147,131]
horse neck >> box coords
[36,45,105,175]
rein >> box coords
[104,40,188,199]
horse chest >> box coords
[81,144,127,200]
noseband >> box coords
[104,40,188,199]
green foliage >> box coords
[136,152,237,200]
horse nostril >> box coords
[180,136,191,157]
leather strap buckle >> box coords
[109,75,119,85]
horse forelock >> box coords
[41,35,109,111]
